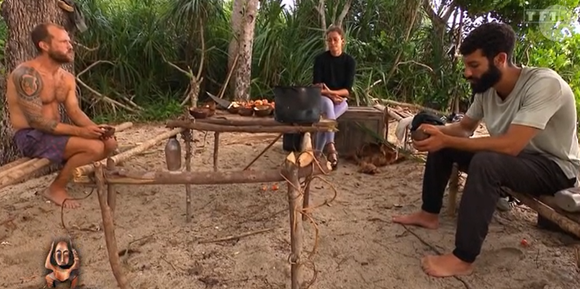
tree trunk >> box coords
[228,0,244,74]
[230,0,259,102]
[0,0,75,170]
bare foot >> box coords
[42,187,80,209]
[421,254,474,277]
[392,211,439,229]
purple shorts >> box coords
[13,128,70,164]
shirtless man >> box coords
[392,23,579,277]
[5,23,117,208]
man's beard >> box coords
[48,50,73,64]
[468,64,502,93]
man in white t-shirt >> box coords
[392,22,580,277]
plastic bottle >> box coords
[164,136,182,171]
[555,187,580,213]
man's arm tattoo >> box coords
[12,66,58,132]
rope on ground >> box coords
[280,152,338,289]
[61,187,96,231]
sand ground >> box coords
[1,123,579,289]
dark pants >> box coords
[422,148,576,263]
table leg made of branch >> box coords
[73,116,337,289]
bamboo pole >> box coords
[0,158,30,174]
[0,158,38,179]
[0,158,51,190]
[73,127,184,180]
[111,122,133,132]
[94,162,128,288]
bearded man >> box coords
[5,23,117,209]
[392,22,580,277]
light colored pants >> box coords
[316,96,348,152]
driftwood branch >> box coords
[76,60,142,113]
[377,98,446,116]
[73,41,99,52]
[95,163,128,288]
[73,161,329,185]
[160,20,205,107]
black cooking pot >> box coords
[273,86,321,124]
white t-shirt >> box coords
[466,66,580,179]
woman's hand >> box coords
[329,94,344,104]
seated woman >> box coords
[312,26,356,169]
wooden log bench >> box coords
[0,122,134,191]
[447,168,580,239]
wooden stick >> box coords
[302,176,313,221]
[198,227,276,244]
[112,122,133,132]
[213,132,220,172]
[166,120,337,134]
[379,99,446,116]
[184,130,194,223]
[73,162,329,185]
[0,158,50,190]
[0,158,30,174]
[386,108,403,121]
[243,134,282,170]
[106,158,117,218]
[73,127,184,180]
[283,157,304,289]
[94,162,128,288]
[447,163,460,216]
[194,117,292,127]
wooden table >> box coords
[73,110,338,288]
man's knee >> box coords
[66,137,106,158]
[103,138,118,154]
[469,151,504,171]
[86,140,106,157]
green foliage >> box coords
[0,0,580,121]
